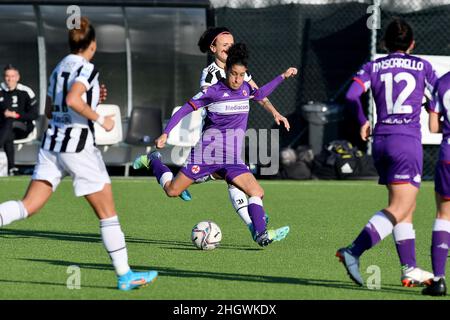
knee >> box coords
[249,187,264,199]
[165,187,180,198]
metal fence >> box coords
[209,0,450,179]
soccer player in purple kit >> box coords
[336,18,437,287]
[422,71,450,296]
[134,43,296,247]
[191,27,291,240]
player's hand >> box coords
[282,67,298,79]
[102,114,115,132]
[4,109,18,118]
[274,112,290,131]
[360,121,371,141]
[155,133,168,149]
[99,84,108,103]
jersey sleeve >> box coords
[424,59,439,94]
[429,77,443,114]
[200,66,213,88]
[352,62,372,92]
[188,87,215,110]
[74,63,99,91]
[244,71,252,82]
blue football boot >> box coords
[117,270,158,291]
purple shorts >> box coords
[435,160,450,199]
[180,163,250,184]
[372,134,423,188]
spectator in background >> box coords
[0,64,38,175]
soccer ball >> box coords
[191,221,222,250]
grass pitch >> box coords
[0,177,443,300]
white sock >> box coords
[393,222,415,243]
[160,172,173,188]
[100,215,131,276]
[0,201,28,227]
[368,211,394,241]
[228,185,252,226]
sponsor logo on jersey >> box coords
[223,92,230,97]
[382,118,412,125]
[191,165,200,174]
[53,113,73,125]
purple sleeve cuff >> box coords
[163,103,195,135]
[252,75,284,101]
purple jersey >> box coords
[164,76,284,165]
[430,71,450,161]
[354,52,438,139]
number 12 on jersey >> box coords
[380,72,416,115]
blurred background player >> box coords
[422,71,450,296]
[134,43,295,247]
[0,64,38,175]
[0,17,157,291]
[336,18,437,287]
[192,26,291,240]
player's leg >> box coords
[386,184,432,286]
[133,151,191,201]
[336,135,394,286]
[84,184,157,291]
[227,183,255,237]
[386,137,432,286]
[0,148,61,227]
[66,147,157,291]
[423,162,450,296]
[194,168,261,238]
[0,180,52,227]
[229,171,289,247]
[163,170,195,198]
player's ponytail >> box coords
[69,16,96,54]
[197,26,231,53]
[382,17,414,53]
[225,43,249,70]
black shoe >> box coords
[255,230,273,247]
[422,278,447,296]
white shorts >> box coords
[32,146,111,197]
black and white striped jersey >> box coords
[200,61,252,89]
[42,54,100,153]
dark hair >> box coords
[197,27,231,53]
[69,16,96,54]
[382,18,414,52]
[225,43,249,70]
[3,64,18,73]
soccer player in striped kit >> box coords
[337,18,437,287]
[134,43,295,247]
[0,17,157,291]
[193,27,291,240]
[422,71,450,296]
